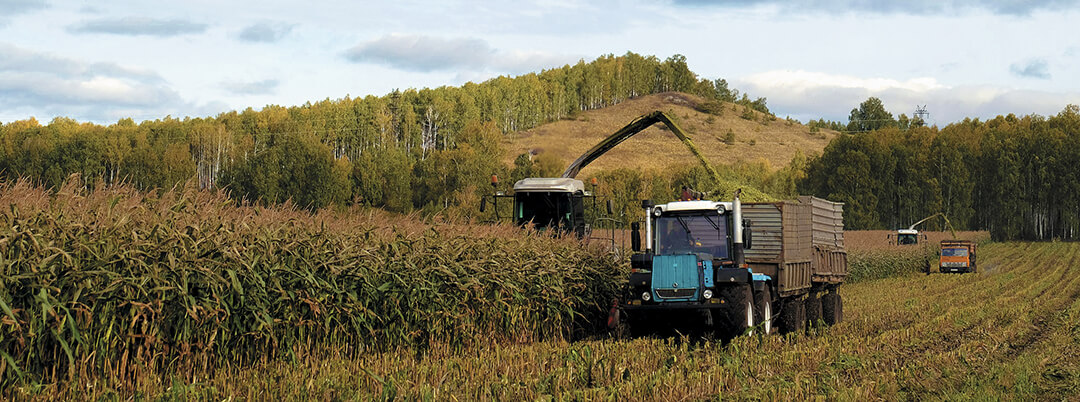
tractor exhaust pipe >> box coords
[642,200,654,253]
[732,189,745,267]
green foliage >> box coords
[221,133,349,210]
[722,129,736,145]
[847,97,896,132]
[412,121,504,216]
[740,106,756,120]
[801,105,1080,240]
[582,159,788,227]
[694,100,725,116]
[847,249,934,283]
[713,78,738,102]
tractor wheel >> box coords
[716,285,753,338]
[805,293,823,329]
[753,288,773,336]
[625,311,652,338]
[777,297,805,335]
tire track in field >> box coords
[915,243,1079,396]
[913,242,1080,399]
[835,242,1079,394]
[841,243,1034,339]
[994,243,1080,360]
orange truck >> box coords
[934,240,977,274]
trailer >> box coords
[742,196,847,331]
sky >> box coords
[1,0,1078,126]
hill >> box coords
[502,92,839,177]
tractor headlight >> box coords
[653,207,663,217]
[716,204,726,214]
[703,289,713,300]
[641,291,652,302]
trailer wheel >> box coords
[753,289,772,335]
[805,293,823,329]
[823,292,843,325]
[777,297,805,335]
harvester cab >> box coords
[510,178,589,237]
[481,177,592,238]
[890,229,924,245]
[890,212,954,246]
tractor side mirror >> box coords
[742,219,753,250]
[606,199,614,215]
[480,197,487,212]
[631,222,642,252]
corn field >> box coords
[0,179,623,394]
[6,181,1080,399]
[37,241,1072,400]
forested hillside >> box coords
[0,52,771,214]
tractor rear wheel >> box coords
[753,289,773,335]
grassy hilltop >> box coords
[502,92,838,177]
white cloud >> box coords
[744,70,944,93]
[670,0,1079,16]
[237,22,294,43]
[222,79,280,95]
[1010,58,1051,79]
[345,34,581,74]
[738,70,1080,123]
[67,17,208,37]
[0,0,47,16]
[0,42,200,123]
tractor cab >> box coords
[625,197,761,308]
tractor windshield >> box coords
[654,213,729,258]
[942,248,969,257]
[515,192,572,231]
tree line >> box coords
[0,52,771,214]
[800,98,1080,240]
